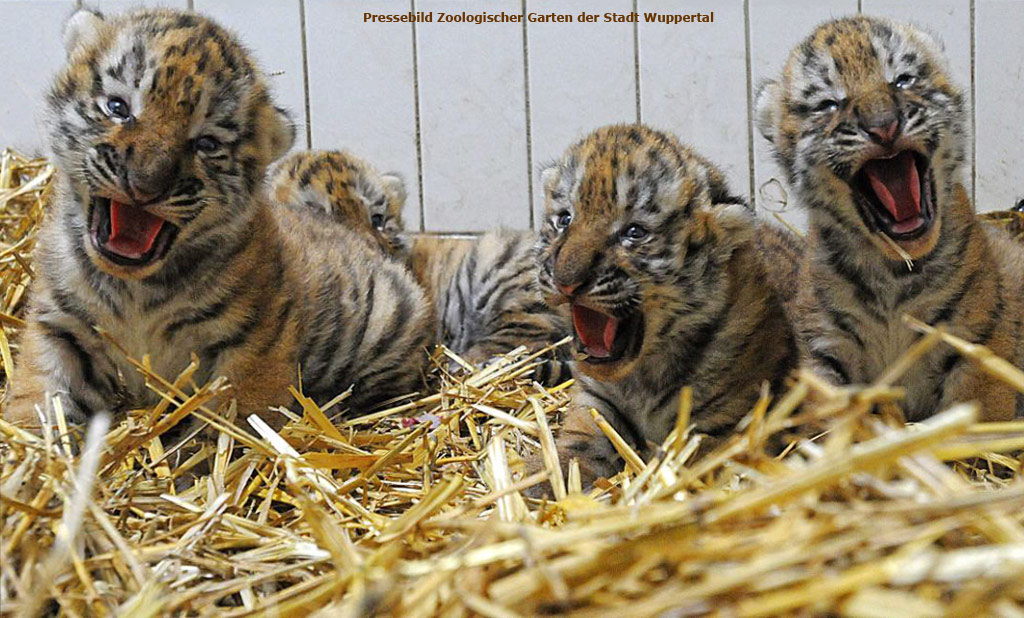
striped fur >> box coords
[3,9,432,428]
[756,16,1024,420]
[755,223,807,310]
[270,149,408,257]
[270,150,571,380]
[534,125,798,486]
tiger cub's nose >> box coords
[860,112,901,145]
[557,282,580,297]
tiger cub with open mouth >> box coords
[533,124,798,487]
[755,16,1024,420]
[3,9,432,428]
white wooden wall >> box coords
[2,0,1021,232]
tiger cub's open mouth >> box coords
[89,196,179,267]
[851,150,935,244]
[570,303,644,365]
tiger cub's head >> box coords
[269,150,408,257]
[537,124,750,382]
[756,16,966,262]
[46,8,295,279]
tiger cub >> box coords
[269,150,570,375]
[3,9,432,428]
[534,124,798,486]
[756,16,1024,420]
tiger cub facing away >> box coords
[3,9,432,427]
[534,124,799,486]
[270,150,570,375]
[756,16,1024,420]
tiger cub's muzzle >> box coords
[552,275,644,369]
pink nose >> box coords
[866,120,899,145]
[557,282,579,296]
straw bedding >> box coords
[1,148,1023,617]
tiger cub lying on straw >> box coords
[3,8,432,427]
[532,124,799,488]
[755,16,1024,420]
[270,150,571,382]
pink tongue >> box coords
[862,151,921,222]
[571,304,619,358]
[107,200,166,258]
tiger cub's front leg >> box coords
[4,320,123,427]
[526,394,623,498]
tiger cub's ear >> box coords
[380,173,407,209]
[63,7,105,59]
[688,201,755,258]
[754,79,784,145]
[264,106,296,164]
[539,163,565,198]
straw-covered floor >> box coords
[1,148,1023,617]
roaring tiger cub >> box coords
[534,124,798,486]
[3,9,432,427]
[756,16,1024,419]
[269,150,570,374]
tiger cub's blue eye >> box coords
[894,74,917,89]
[623,224,648,240]
[194,136,221,153]
[105,97,131,120]
[814,99,840,113]
[555,211,572,229]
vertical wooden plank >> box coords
[0,1,75,153]
[639,0,748,200]
[416,0,530,232]
[862,0,972,198]
[975,0,1024,212]
[193,0,307,150]
[749,0,858,230]
[527,0,636,224]
[305,0,421,229]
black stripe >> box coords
[475,262,533,313]
[202,310,261,360]
[818,227,879,309]
[298,274,345,391]
[926,266,979,326]
[671,302,732,387]
[39,322,117,400]
[652,386,681,417]
[320,276,377,392]
[143,228,250,295]
[811,350,852,385]
[823,304,866,349]
[163,286,244,339]
[365,271,415,363]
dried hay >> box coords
[1,149,1023,617]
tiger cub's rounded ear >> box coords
[63,7,105,59]
[754,79,783,144]
[266,106,296,163]
[691,201,755,250]
[539,163,561,193]
[380,173,407,209]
